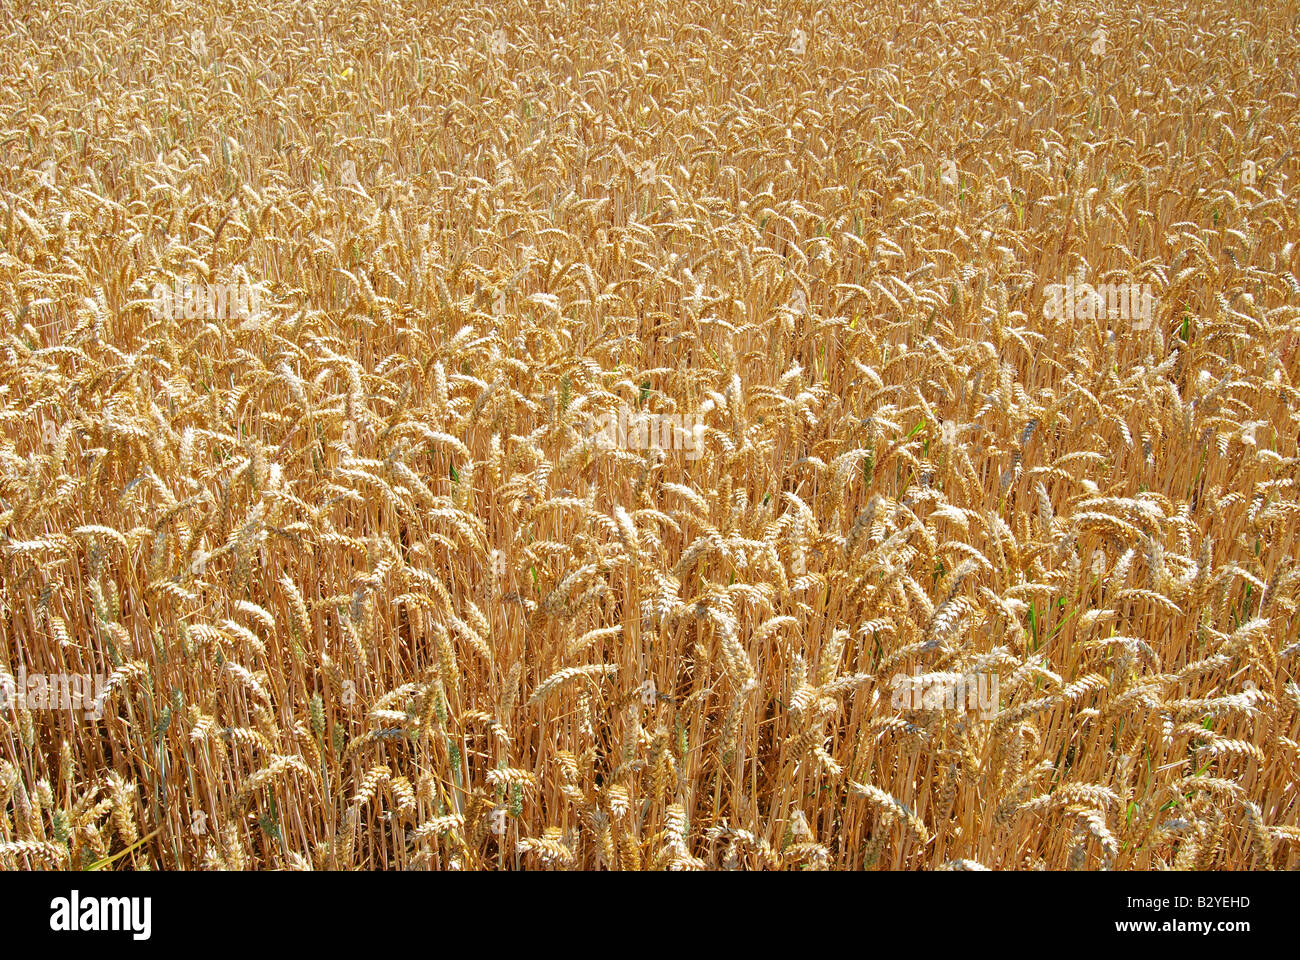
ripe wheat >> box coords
[0,0,1298,870]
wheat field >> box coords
[0,0,1298,871]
